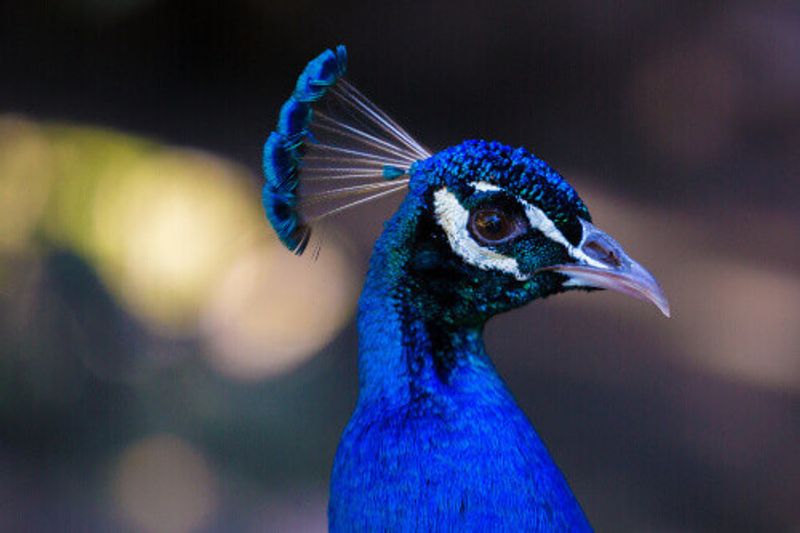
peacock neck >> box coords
[355,194,508,409]
[335,195,592,531]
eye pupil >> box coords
[470,208,515,243]
[477,211,506,236]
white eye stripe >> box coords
[521,203,606,268]
[433,184,609,280]
[468,181,608,270]
[433,188,527,280]
[470,181,502,192]
[521,202,571,249]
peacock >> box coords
[262,45,669,532]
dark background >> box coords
[1,1,798,531]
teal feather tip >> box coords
[382,165,406,179]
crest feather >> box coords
[262,45,430,255]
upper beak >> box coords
[542,219,670,317]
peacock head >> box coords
[262,45,669,328]
[396,139,669,325]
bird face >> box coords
[407,140,669,323]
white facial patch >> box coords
[520,202,607,269]
[433,182,610,281]
[470,181,502,193]
[433,187,527,280]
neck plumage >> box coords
[329,195,591,531]
[355,195,506,408]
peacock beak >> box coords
[543,219,670,317]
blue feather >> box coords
[262,46,348,254]
[277,100,312,142]
[263,45,426,255]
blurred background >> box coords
[1,1,798,531]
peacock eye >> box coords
[469,207,522,244]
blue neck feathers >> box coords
[329,189,592,531]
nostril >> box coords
[584,239,622,268]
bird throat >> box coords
[354,196,506,407]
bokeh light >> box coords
[201,239,357,381]
[675,260,800,391]
[111,434,218,533]
[88,150,260,335]
[0,118,54,253]
[0,116,358,382]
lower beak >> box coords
[542,219,670,317]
